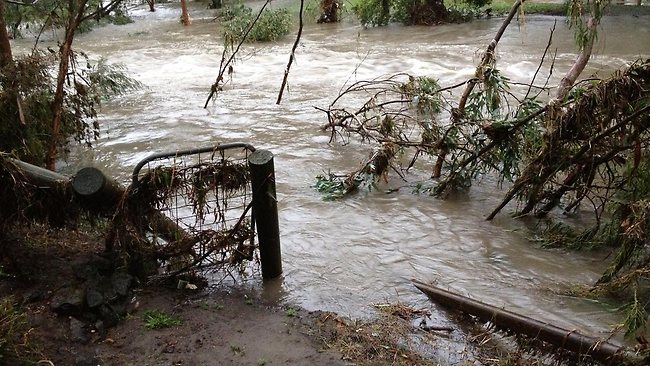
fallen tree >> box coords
[413,280,644,365]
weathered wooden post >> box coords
[248,149,282,279]
[11,158,69,187]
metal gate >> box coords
[131,143,258,273]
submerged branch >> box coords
[486,61,650,220]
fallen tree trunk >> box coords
[11,158,69,188]
[11,158,188,247]
[413,279,641,365]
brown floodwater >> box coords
[13,2,650,352]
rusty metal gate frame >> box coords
[131,143,258,274]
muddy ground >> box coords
[0,225,348,366]
[2,224,458,366]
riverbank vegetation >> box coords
[352,0,489,26]
[0,0,141,168]
[219,1,292,42]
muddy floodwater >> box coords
[15,1,650,350]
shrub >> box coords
[221,4,293,43]
[353,0,490,26]
[353,0,391,26]
[0,53,141,166]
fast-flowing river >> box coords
[15,1,650,351]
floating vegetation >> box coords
[317,73,439,199]
[313,173,349,201]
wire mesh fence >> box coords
[130,143,258,274]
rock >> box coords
[22,289,45,303]
[98,304,119,328]
[70,318,90,344]
[51,287,84,317]
[85,288,104,308]
[94,320,107,339]
[110,299,128,318]
[111,271,132,297]
[73,262,100,282]
[87,252,116,276]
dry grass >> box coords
[311,301,624,366]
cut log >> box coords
[11,158,188,247]
[71,167,188,242]
[413,279,641,365]
[72,166,125,211]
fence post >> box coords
[248,149,282,279]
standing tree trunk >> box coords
[180,0,190,25]
[45,0,88,171]
[0,0,14,68]
[381,0,390,22]
[146,0,155,12]
[0,0,26,127]
[317,0,339,23]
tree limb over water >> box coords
[204,0,273,108]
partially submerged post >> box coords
[248,149,282,279]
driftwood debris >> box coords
[413,279,641,365]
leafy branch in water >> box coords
[313,173,348,201]
[316,74,446,198]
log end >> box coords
[72,167,106,197]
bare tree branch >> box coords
[276,0,304,104]
[204,0,272,108]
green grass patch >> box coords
[142,309,181,329]
[487,0,567,15]
[286,307,298,317]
